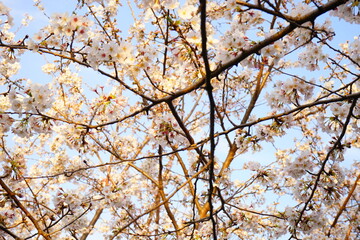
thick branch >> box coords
[157,146,179,235]
[200,0,217,238]
[80,208,103,240]
[328,173,360,235]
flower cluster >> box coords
[261,37,288,65]
[255,122,286,143]
[284,149,315,179]
[214,9,264,62]
[316,102,353,134]
[85,39,134,70]
[0,59,20,80]
[53,188,89,217]
[298,43,328,71]
[0,1,13,27]
[178,3,197,20]
[9,82,54,113]
[11,116,52,138]
[0,202,16,228]
[340,36,360,65]
[49,13,91,40]
[136,0,179,9]
[330,1,360,24]
[149,113,186,147]
[290,3,313,19]
[0,0,359,239]
[0,113,14,134]
[265,77,315,109]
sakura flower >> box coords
[243,161,261,171]
[290,3,313,19]
[178,4,197,20]
[27,39,39,52]
[10,98,22,112]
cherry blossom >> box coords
[0,0,359,239]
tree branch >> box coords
[80,208,103,240]
[293,97,358,237]
[0,179,51,240]
[328,173,360,236]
